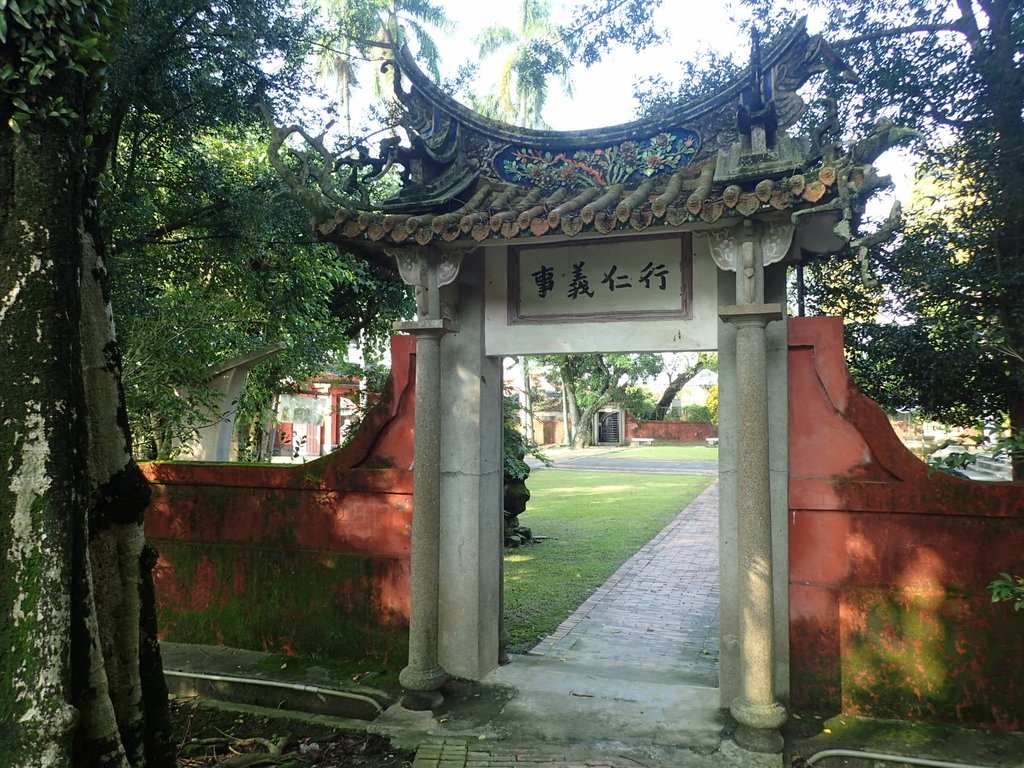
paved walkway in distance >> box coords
[408,481,728,768]
[528,481,719,683]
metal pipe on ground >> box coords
[164,669,385,718]
[799,748,997,768]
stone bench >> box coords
[632,437,655,447]
[705,437,719,447]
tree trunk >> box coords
[561,369,579,446]
[0,93,172,768]
[81,203,175,768]
[653,357,711,418]
[1,101,89,768]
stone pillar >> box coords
[706,219,792,754]
[389,247,463,704]
[399,322,448,698]
[720,305,786,753]
[436,256,503,679]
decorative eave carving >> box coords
[267,20,915,262]
[384,18,848,194]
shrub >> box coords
[681,404,713,423]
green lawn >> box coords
[503,470,715,650]
[613,444,719,461]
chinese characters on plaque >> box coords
[512,238,690,322]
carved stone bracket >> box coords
[386,246,467,325]
[701,221,794,304]
[703,221,794,272]
[761,222,795,266]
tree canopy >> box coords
[533,353,664,447]
[739,0,1024,474]
[472,0,573,128]
[83,0,414,458]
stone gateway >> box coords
[269,20,907,754]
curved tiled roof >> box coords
[314,157,870,248]
[270,21,889,254]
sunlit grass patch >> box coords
[616,444,719,461]
[503,469,714,650]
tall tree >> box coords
[651,353,718,419]
[740,0,1024,476]
[473,0,573,128]
[315,0,452,131]
[535,353,663,447]
[1,0,173,764]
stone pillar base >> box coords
[730,697,786,754]
[399,663,448,694]
[734,724,784,754]
[399,688,445,711]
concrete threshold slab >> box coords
[371,654,782,767]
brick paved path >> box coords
[412,481,722,768]
[529,480,720,683]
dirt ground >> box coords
[170,698,414,768]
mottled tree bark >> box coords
[1,73,172,768]
[1,95,88,768]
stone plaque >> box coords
[509,235,692,323]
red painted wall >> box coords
[788,317,1024,729]
[142,335,416,664]
[628,418,717,443]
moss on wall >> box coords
[152,541,408,666]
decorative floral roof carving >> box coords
[494,130,701,191]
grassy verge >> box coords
[615,444,719,461]
[504,470,715,650]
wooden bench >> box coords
[705,437,719,447]
[632,437,655,447]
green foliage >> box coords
[623,384,657,421]
[109,120,410,456]
[634,51,742,120]
[988,573,1024,612]
[738,0,1024,476]
[1,0,117,131]
[64,0,415,456]
[681,404,712,423]
[705,385,718,426]
[559,0,666,67]
[503,394,547,481]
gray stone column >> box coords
[399,323,448,697]
[436,256,503,680]
[389,247,463,703]
[720,304,785,753]
[706,219,793,754]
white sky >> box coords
[435,0,751,129]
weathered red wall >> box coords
[788,317,1024,729]
[628,418,717,443]
[142,335,416,664]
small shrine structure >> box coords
[271,20,903,754]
